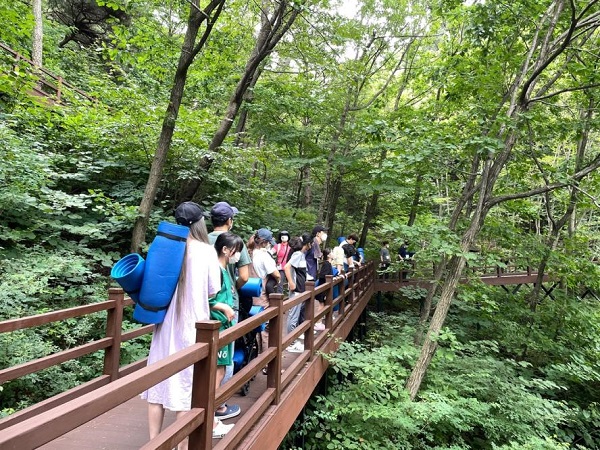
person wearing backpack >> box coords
[141,202,233,446]
[248,228,280,358]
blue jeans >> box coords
[286,292,304,334]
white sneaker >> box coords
[314,322,325,331]
[213,420,234,439]
[286,340,304,353]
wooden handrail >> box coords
[0,338,213,450]
[0,41,96,103]
[0,262,376,449]
[0,300,119,333]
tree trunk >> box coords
[407,173,422,227]
[233,67,262,147]
[406,253,468,399]
[359,192,379,248]
[180,0,303,201]
[32,0,43,67]
[407,1,600,399]
[324,176,343,233]
[130,0,225,253]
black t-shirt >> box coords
[316,260,332,301]
[342,243,357,258]
[318,261,332,285]
[293,267,307,293]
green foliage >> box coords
[2,0,600,443]
[284,305,600,449]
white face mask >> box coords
[229,252,241,264]
[281,236,289,242]
[321,233,328,242]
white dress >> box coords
[141,240,221,411]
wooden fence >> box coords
[0,262,375,450]
[0,41,95,104]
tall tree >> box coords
[130,0,226,252]
[406,0,600,400]
[180,0,307,201]
[32,0,43,67]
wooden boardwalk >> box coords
[375,269,551,292]
[2,263,557,450]
[40,349,302,449]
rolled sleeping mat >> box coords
[357,247,365,261]
[134,221,189,324]
[239,277,262,298]
[233,348,245,372]
[249,305,266,332]
[111,253,145,302]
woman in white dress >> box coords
[141,202,233,447]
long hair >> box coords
[176,218,209,318]
[246,234,256,257]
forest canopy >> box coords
[1,0,600,447]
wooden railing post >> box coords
[338,272,347,318]
[189,320,221,450]
[324,275,334,329]
[103,288,125,382]
[56,76,63,102]
[347,267,355,305]
[267,293,284,404]
[305,281,316,356]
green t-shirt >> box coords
[209,267,234,367]
[208,230,252,309]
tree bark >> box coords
[32,0,43,67]
[407,173,422,227]
[359,191,379,249]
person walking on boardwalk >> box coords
[272,230,291,292]
[210,232,244,432]
[284,233,311,353]
[207,201,248,421]
[248,228,280,356]
[141,202,233,447]
[306,225,327,281]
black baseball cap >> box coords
[312,225,327,235]
[174,202,210,226]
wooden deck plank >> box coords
[38,348,302,449]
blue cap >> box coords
[210,201,239,220]
[257,228,276,245]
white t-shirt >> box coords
[252,248,277,279]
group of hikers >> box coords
[140,200,363,447]
[379,239,416,279]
